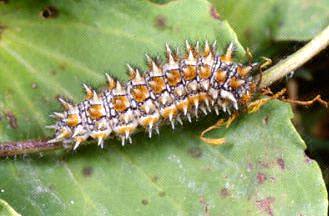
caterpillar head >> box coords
[47,98,76,144]
[48,97,89,150]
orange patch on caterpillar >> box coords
[237,66,252,77]
[161,106,178,119]
[240,93,252,104]
[59,128,72,138]
[140,116,160,128]
[107,76,116,90]
[84,87,93,100]
[67,113,79,127]
[112,96,130,112]
[150,77,166,94]
[74,136,87,143]
[131,85,149,103]
[230,77,245,89]
[176,100,189,112]
[88,104,104,120]
[167,69,181,86]
[199,93,210,102]
[90,132,108,140]
[188,95,200,105]
[215,69,226,82]
[220,55,231,62]
[199,65,212,79]
[115,125,136,135]
[183,66,197,81]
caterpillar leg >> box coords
[225,112,238,128]
[247,88,287,113]
[200,113,238,145]
[248,87,327,114]
[256,57,272,88]
[260,57,272,71]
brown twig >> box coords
[262,87,328,108]
[283,95,328,108]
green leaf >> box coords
[0,199,20,216]
[0,0,327,215]
[274,0,329,41]
[209,0,280,53]
[209,0,329,53]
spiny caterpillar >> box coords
[47,41,259,150]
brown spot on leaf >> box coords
[269,176,276,182]
[59,62,67,70]
[141,199,149,205]
[257,172,267,184]
[82,166,93,177]
[187,146,202,158]
[263,115,269,125]
[151,175,158,183]
[158,191,165,197]
[0,24,6,39]
[5,111,18,129]
[247,163,253,172]
[0,0,9,4]
[199,196,209,216]
[258,160,270,168]
[32,83,38,89]
[277,158,285,170]
[50,69,57,75]
[40,6,58,19]
[256,197,275,216]
[304,154,313,164]
[244,28,252,41]
[154,15,167,30]
[210,5,221,20]
[48,184,55,190]
[219,188,230,198]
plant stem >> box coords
[0,140,62,157]
[1,25,329,157]
[259,25,329,88]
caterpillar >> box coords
[47,41,259,150]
